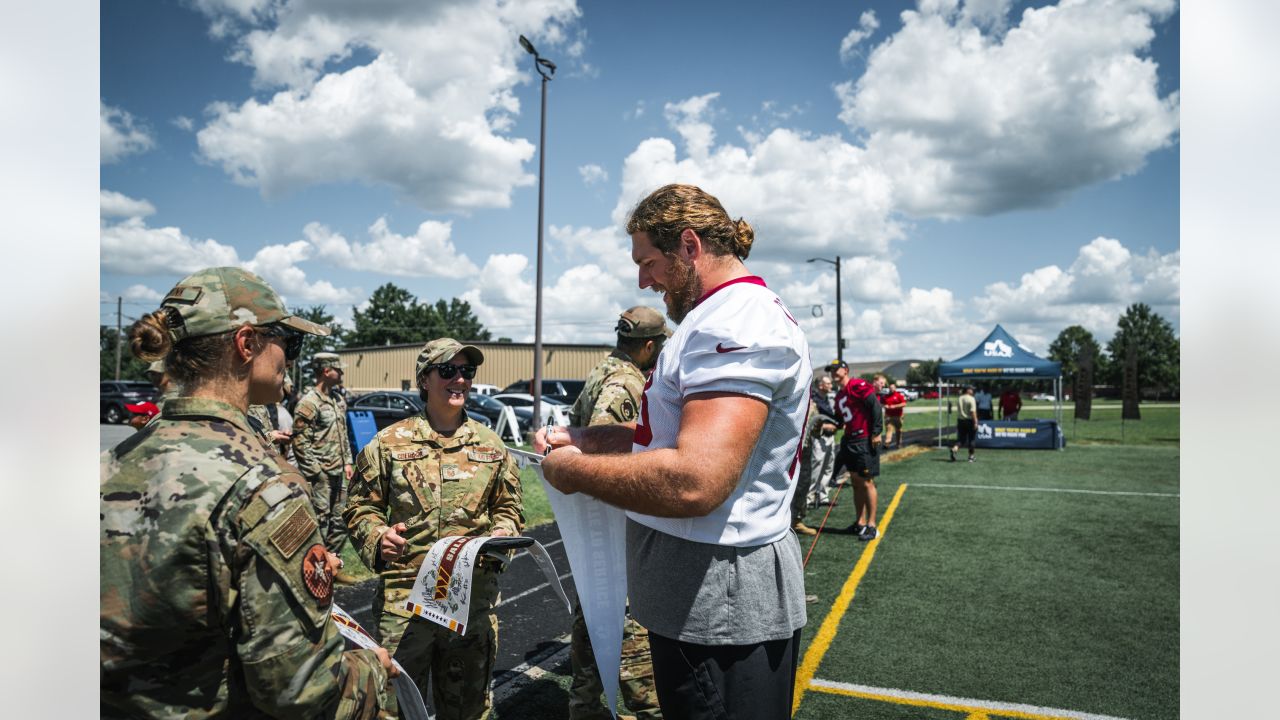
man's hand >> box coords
[379,522,408,562]
[324,550,344,576]
[373,647,399,678]
[491,527,513,538]
[534,426,579,455]
[267,430,291,445]
[344,464,354,481]
[541,445,583,493]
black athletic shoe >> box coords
[849,522,866,535]
[858,526,879,542]
[949,448,957,462]
[968,456,975,463]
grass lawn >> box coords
[794,439,1179,719]
[903,402,1179,448]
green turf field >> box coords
[903,402,1179,448]
[793,440,1179,719]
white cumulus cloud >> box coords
[100,217,241,275]
[839,10,880,64]
[101,101,155,164]
[100,190,156,219]
[839,0,1180,217]
[578,163,608,185]
[193,0,583,212]
[305,218,479,278]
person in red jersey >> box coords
[831,372,885,541]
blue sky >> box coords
[100,0,1180,363]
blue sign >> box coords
[975,419,1064,449]
[347,410,378,453]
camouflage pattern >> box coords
[159,266,328,342]
[101,396,392,719]
[294,386,353,553]
[246,403,275,443]
[567,350,662,719]
[568,350,646,428]
[791,399,822,525]
[345,414,524,719]
[569,606,662,720]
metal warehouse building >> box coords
[336,341,613,393]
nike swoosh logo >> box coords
[716,342,747,353]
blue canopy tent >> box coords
[936,325,1064,449]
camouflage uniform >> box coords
[101,267,390,719]
[295,378,353,554]
[345,339,524,720]
[567,307,667,720]
[791,399,822,526]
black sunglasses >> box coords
[427,363,477,380]
[259,324,304,361]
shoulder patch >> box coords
[618,398,638,421]
[391,447,429,462]
[260,482,292,507]
[301,544,333,603]
[268,503,317,559]
[467,448,503,463]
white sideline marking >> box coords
[493,635,571,701]
[496,571,574,608]
[809,678,1132,720]
[913,482,1178,498]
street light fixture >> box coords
[807,256,843,363]
[519,35,555,430]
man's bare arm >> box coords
[540,392,768,518]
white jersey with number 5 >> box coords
[629,276,812,547]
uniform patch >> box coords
[442,464,464,480]
[619,399,638,421]
[467,448,502,463]
[301,544,333,603]
[392,447,429,461]
[269,504,316,559]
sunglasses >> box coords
[427,363,477,380]
[258,324,304,361]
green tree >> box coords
[905,358,943,387]
[1104,304,1180,397]
[100,325,150,381]
[428,298,491,341]
[341,283,490,348]
[1048,325,1105,388]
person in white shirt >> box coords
[537,184,811,720]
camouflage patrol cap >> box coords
[159,267,328,342]
[311,352,346,370]
[616,306,671,339]
[415,338,485,378]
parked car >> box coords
[1030,392,1070,402]
[472,383,501,397]
[897,387,920,401]
[348,390,492,431]
[500,379,586,405]
[100,380,159,424]
[492,393,570,426]
[922,390,939,400]
[466,392,521,429]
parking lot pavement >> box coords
[100,423,136,452]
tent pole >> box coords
[936,377,942,447]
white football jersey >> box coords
[629,276,812,547]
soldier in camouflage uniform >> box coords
[344,338,524,720]
[567,307,669,720]
[249,374,295,459]
[790,397,823,536]
[295,352,355,555]
[101,266,396,719]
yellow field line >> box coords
[791,482,908,716]
[806,680,1127,720]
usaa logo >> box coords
[983,339,1013,358]
[977,423,994,439]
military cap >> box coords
[311,352,346,370]
[159,267,328,342]
[415,338,485,378]
[615,306,671,339]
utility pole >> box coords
[519,34,556,431]
[807,256,844,363]
[115,296,123,380]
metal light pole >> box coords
[519,35,556,432]
[808,256,843,363]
